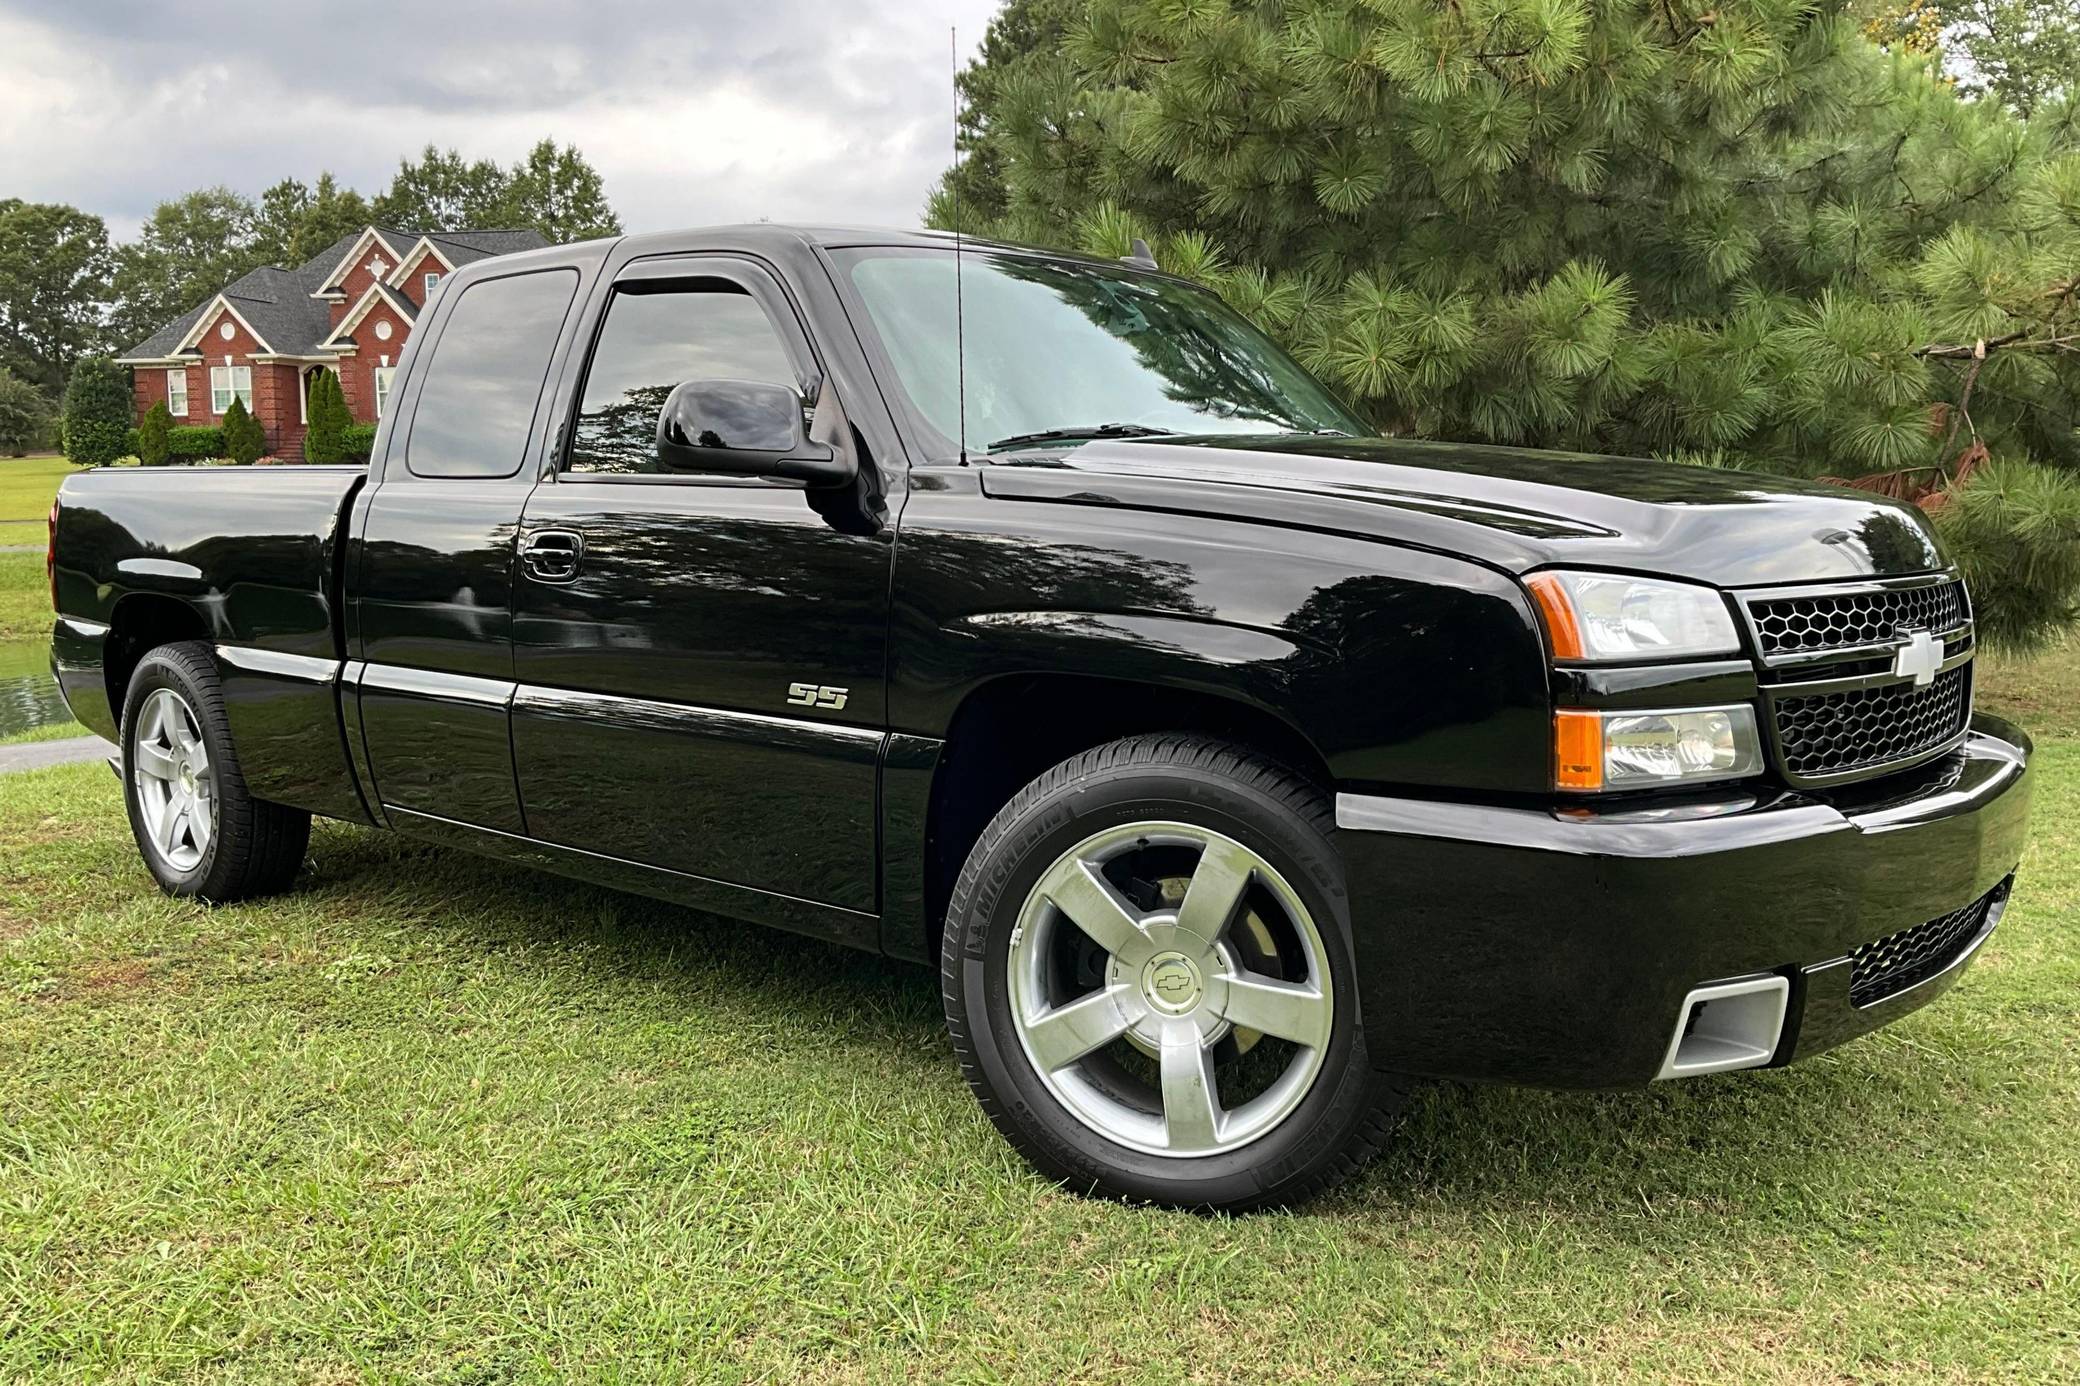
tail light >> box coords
[47,497,58,609]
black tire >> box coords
[120,641,310,903]
[942,734,1410,1211]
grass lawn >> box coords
[0,453,77,548]
[1,654,2075,1380]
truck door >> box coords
[508,257,892,914]
[351,266,583,834]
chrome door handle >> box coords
[521,529,584,583]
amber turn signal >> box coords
[1553,709,1604,791]
[1525,572,1585,661]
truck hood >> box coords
[977,434,1947,587]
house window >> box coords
[209,365,252,414]
[424,272,442,299]
[165,369,188,418]
[373,367,396,418]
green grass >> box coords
[0,552,49,642]
[0,655,2072,1380]
[0,454,75,547]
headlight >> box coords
[1555,705,1764,792]
[1527,570,1741,662]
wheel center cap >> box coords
[1141,951,1205,1015]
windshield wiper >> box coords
[985,423,1178,452]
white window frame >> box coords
[373,366,396,419]
[209,365,252,415]
[423,271,442,299]
[165,368,188,418]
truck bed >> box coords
[50,464,372,823]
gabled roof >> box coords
[320,281,420,350]
[311,227,414,298]
[117,224,549,362]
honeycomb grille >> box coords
[1849,882,2004,1007]
[1772,663,1971,781]
[1748,580,1967,658]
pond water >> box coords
[0,639,70,738]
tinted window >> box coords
[406,269,578,478]
[568,282,799,474]
[835,249,1365,458]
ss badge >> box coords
[786,682,849,711]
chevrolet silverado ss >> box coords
[48,225,2032,1209]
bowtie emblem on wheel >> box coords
[1892,629,1944,687]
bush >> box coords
[137,401,173,467]
[341,422,378,463]
[167,425,224,460]
[221,397,265,465]
[303,370,351,463]
[60,357,132,466]
[0,370,54,455]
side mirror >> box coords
[654,378,856,485]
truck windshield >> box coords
[832,247,1368,458]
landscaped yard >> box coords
[1,646,2075,1380]
[0,454,74,549]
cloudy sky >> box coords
[0,0,1000,243]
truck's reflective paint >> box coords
[48,225,2030,1089]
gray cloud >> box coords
[0,0,996,239]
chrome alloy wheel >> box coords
[131,688,215,873]
[1006,821,1333,1158]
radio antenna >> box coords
[952,24,968,466]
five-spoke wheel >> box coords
[1008,821,1332,1156]
[943,734,1409,1210]
[130,688,216,872]
[120,641,310,902]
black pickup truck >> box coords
[49,225,2032,1209]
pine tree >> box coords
[303,370,349,464]
[137,400,172,467]
[936,0,2080,647]
[221,396,264,464]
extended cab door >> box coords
[349,265,584,833]
[508,256,893,915]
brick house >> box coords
[115,226,547,457]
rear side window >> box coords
[568,281,800,475]
[406,269,578,478]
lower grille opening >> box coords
[1848,879,2010,1008]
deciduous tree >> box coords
[0,200,113,392]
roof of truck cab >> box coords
[525,223,1191,282]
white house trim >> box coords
[310,227,410,298]
[171,296,278,355]
[386,237,458,289]
[320,282,416,349]
[112,354,198,367]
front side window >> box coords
[567,280,799,475]
[405,269,578,479]
[373,367,396,418]
[833,248,1365,458]
[165,369,188,417]
[209,365,252,415]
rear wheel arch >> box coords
[102,594,213,733]
[920,671,1336,959]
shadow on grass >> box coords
[296,818,1993,1231]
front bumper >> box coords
[1334,713,2032,1088]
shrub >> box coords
[137,401,173,467]
[167,425,225,460]
[341,422,378,463]
[0,370,54,455]
[221,397,265,465]
[60,356,132,466]
[303,370,351,463]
